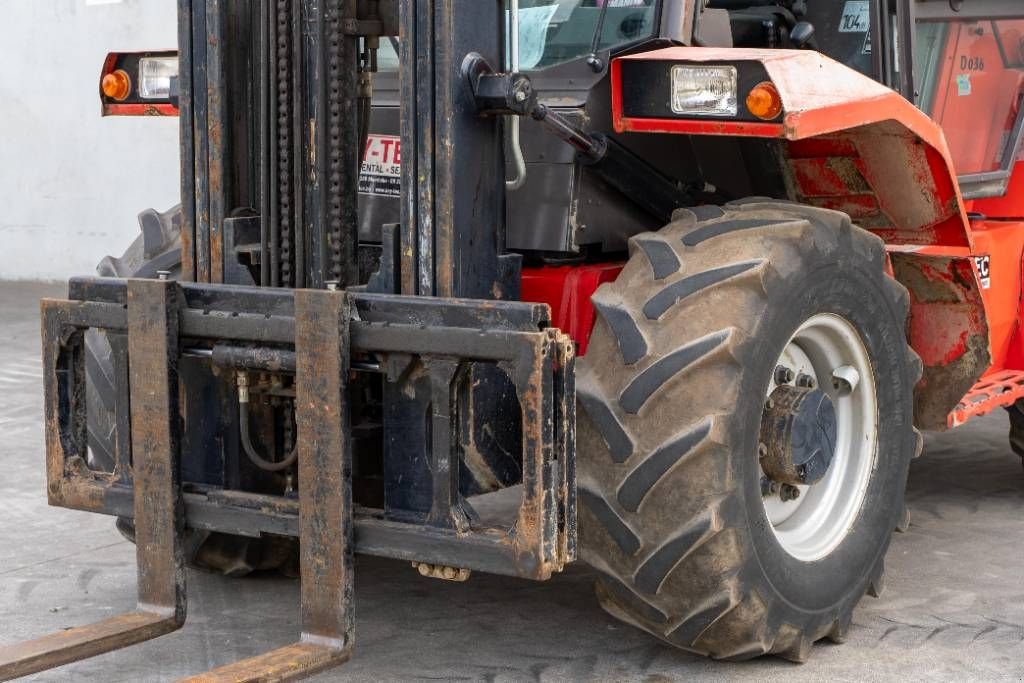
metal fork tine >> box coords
[0,279,186,681]
[0,614,180,682]
[179,288,354,683]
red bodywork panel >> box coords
[925,20,1024,179]
[521,264,624,356]
[613,48,972,250]
[105,103,179,117]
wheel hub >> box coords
[761,313,878,562]
[760,385,837,487]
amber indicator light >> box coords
[102,69,132,101]
[746,81,783,121]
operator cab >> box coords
[370,0,1024,258]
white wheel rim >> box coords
[762,313,878,562]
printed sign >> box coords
[974,256,991,289]
[957,73,972,96]
[839,1,870,33]
[359,134,401,198]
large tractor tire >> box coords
[86,206,184,473]
[87,207,293,576]
[577,200,922,661]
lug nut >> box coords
[774,365,795,385]
[796,373,816,388]
[780,484,801,502]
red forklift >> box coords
[1,0,1023,678]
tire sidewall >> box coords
[736,256,912,613]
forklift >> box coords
[2,0,1024,678]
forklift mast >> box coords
[1,1,578,679]
[177,0,509,299]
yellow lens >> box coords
[746,82,782,120]
[102,70,132,101]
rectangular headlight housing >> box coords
[138,57,180,100]
[670,65,738,117]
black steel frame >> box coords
[4,274,574,679]
[42,277,576,581]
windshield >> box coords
[518,0,659,69]
[915,19,1024,176]
[715,1,876,77]
[376,1,660,72]
[804,1,874,77]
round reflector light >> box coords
[102,70,132,101]
[746,81,783,121]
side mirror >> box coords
[790,21,816,49]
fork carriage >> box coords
[0,277,574,680]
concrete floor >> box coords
[1,281,1022,682]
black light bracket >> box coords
[465,53,698,224]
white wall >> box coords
[0,0,180,280]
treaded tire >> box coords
[86,206,184,473]
[577,200,923,661]
[86,206,294,576]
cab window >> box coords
[914,19,1024,176]
[518,0,659,69]
[374,1,660,72]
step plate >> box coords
[949,369,1024,427]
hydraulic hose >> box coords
[237,373,298,472]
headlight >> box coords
[138,57,179,100]
[670,65,738,117]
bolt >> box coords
[758,442,768,459]
[780,484,801,502]
[157,270,171,281]
[774,365,795,385]
[236,372,250,404]
[796,373,816,388]
[514,90,527,103]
